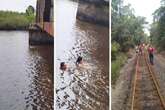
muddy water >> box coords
[0,31,53,110]
[56,0,109,110]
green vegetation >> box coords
[112,42,120,61]
[111,0,147,83]
[112,53,127,84]
[150,0,165,51]
[25,5,35,23]
[0,5,35,30]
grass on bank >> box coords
[112,53,127,84]
[0,10,35,30]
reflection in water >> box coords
[56,1,109,110]
[0,31,53,110]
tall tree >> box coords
[151,0,165,50]
[25,5,35,23]
[112,0,147,53]
[26,5,35,16]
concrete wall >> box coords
[76,0,109,27]
[29,29,54,45]
[36,0,45,23]
[36,0,53,23]
[50,0,54,22]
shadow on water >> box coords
[56,1,109,110]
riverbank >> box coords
[0,10,34,30]
[0,28,28,30]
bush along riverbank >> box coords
[0,6,35,30]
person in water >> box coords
[60,62,67,71]
[76,56,83,66]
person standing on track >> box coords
[135,46,139,54]
[148,45,155,65]
[139,44,143,55]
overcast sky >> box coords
[0,0,36,12]
[124,0,161,34]
[124,0,161,24]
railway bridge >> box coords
[29,0,54,45]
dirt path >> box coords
[153,53,165,98]
[112,53,136,110]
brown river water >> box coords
[56,0,109,110]
[0,31,53,110]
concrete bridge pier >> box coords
[29,29,53,45]
[29,0,54,45]
[76,0,109,26]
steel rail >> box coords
[131,52,165,110]
[144,52,165,109]
[131,55,139,110]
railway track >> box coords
[131,53,165,110]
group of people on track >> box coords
[136,43,155,65]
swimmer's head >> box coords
[76,56,83,64]
[60,62,67,71]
